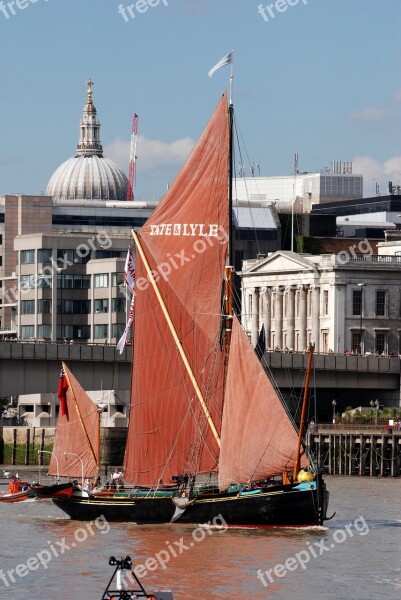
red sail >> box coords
[218,318,308,490]
[49,362,100,479]
[124,94,229,486]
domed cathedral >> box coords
[46,80,128,201]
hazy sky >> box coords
[0,0,400,200]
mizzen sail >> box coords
[124,94,229,487]
[49,362,100,479]
[218,318,308,490]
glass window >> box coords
[38,249,52,263]
[38,325,51,338]
[95,274,108,288]
[376,291,387,317]
[21,250,35,264]
[95,299,109,313]
[38,276,51,289]
[375,332,387,354]
[112,323,126,338]
[323,290,329,315]
[74,325,90,340]
[73,300,91,314]
[21,325,34,339]
[95,324,108,339]
[21,300,35,314]
[112,273,125,287]
[20,275,36,290]
[352,332,361,353]
[38,300,51,314]
[352,290,362,316]
[112,298,125,313]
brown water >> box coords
[0,475,400,599]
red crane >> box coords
[127,114,139,201]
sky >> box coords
[0,0,400,200]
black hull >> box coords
[53,479,329,527]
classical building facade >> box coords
[241,250,401,356]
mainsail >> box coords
[218,318,308,490]
[49,362,100,479]
[124,94,229,486]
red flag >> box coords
[57,368,69,417]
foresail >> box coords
[218,318,308,490]
[124,94,229,487]
[49,362,100,479]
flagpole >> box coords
[229,55,234,107]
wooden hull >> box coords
[53,478,329,527]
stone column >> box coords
[311,285,320,352]
[263,287,271,350]
[274,287,283,349]
[286,286,295,350]
[251,287,260,347]
[298,285,307,351]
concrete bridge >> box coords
[0,341,132,397]
[0,343,400,420]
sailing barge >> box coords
[52,94,330,526]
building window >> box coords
[38,249,52,263]
[352,332,361,353]
[38,276,51,289]
[376,291,387,317]
[73,300,91,314]
[112,273,125,287]
[95,274,108,288]
[21,250,35,264]
[20,275,36,290]
[74,325,90,340]
[112,323,126,338]
[38,300,51,314]
[95,324,108,339]
[72,275,91,289]
[307,290,312,317]
[375,332,387,355]
[248,294,252,317]
[21,300,35,314]
[38,325,51,338]
[323,290,329,315]
[58,275,74,289]
[112,298,125,313]
[95,299,109,313]
[21,326,34,339]
[352,290,362,316]
[322,331,329,353]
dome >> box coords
[46,79,128,201]
[46,155,128,201]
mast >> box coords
[292,343,314,480]
[224,70,235,355]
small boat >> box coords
[102,556,174,599]
[53,93,330,526]
[0,478,36,503]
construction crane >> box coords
[127,114,139,201]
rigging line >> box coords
[233,126,262,258]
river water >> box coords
[0,475,400,600]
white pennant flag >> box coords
[117,245,136,354]
[117,296,135,354]
[124,245,135,292]
[208,51,233,78]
